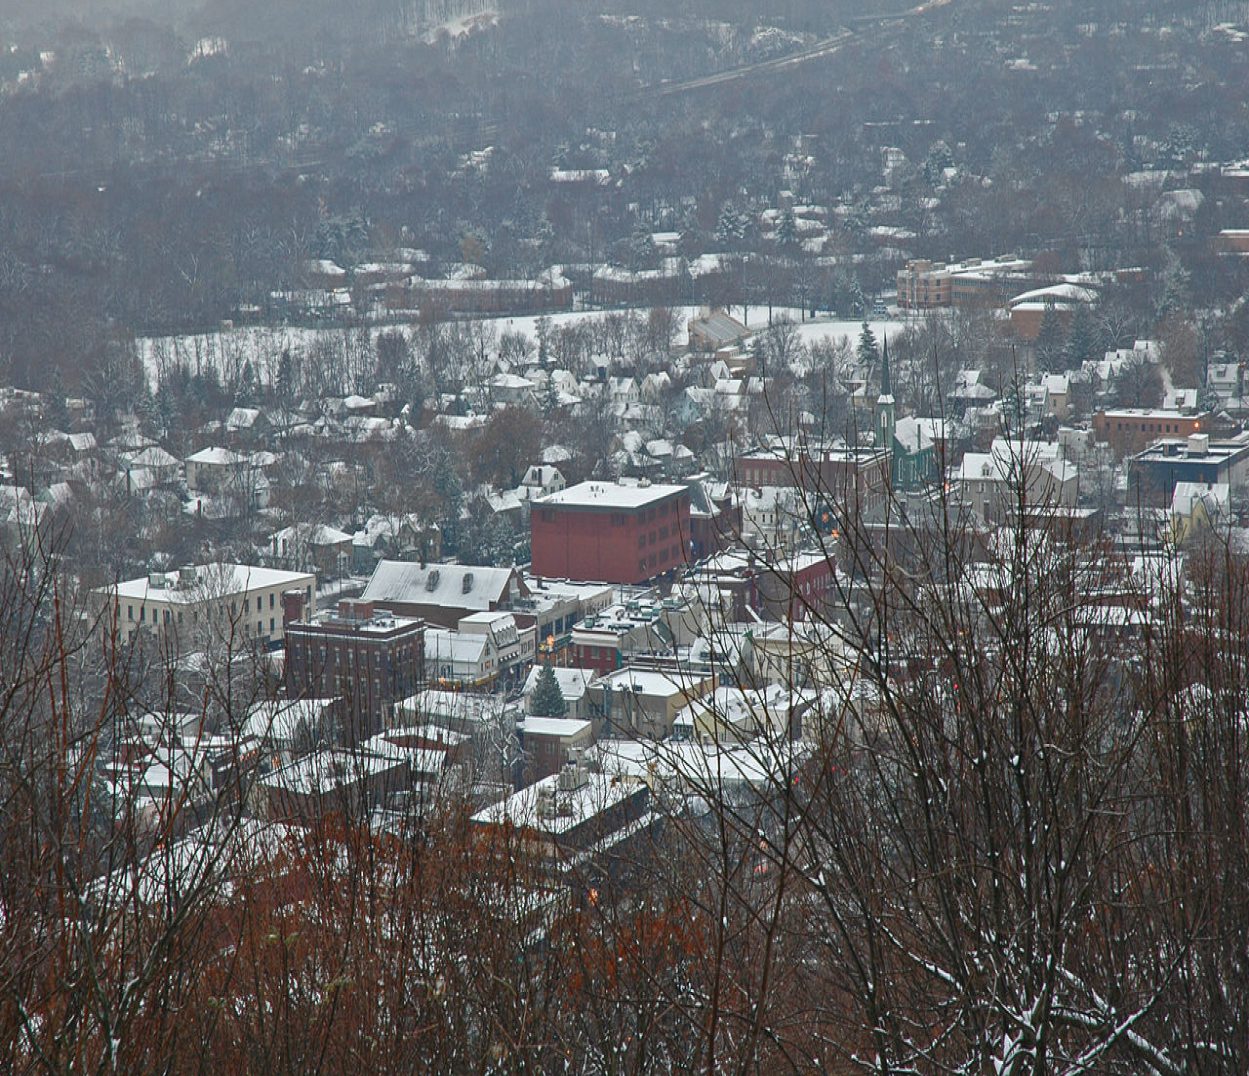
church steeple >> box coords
[877,335,895,454]
[879,334,892,400]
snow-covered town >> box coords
[4,0,1249,1070]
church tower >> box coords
[877,335,895,454]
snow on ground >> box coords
[135,307,907,388]
[421,9,498,43]
[476,305,702,341]
[138,325,352,390]
[751,312,906,349]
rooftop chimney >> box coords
[338,598,374,621]
[282,589,306,628]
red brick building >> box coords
[686,550,835,622]
[1092,409,1210,458]
[734,443,891,519]
[531,481,692,585]
[284,596,425,740]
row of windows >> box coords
[638,528,672,548]
[638,546,681,574]
[125,590,284,627]
[122,604,278,639]
[578,644,618,661]
[1114,421,1187,434]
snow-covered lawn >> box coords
[135,307,908,388]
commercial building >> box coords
[955,439,1079,524]
[895,256,1034,310]
[685,548,836,623]
[424,611,536,692]
[100,563,315,649]
[569,596,704,675]
[1093,409,1211,458]
[587,666,716,739]
[257,746,411,822]
[734,441,891,520]
[471,756,653,888]
[283,597,425,739]
[1130,433,1249,507]
[517,716,595,781]
[360,560,528,629]
[531,480,692,585]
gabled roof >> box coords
[225,407,263,431]
[185,446,248,466]
[124,445,180,469]
[1173,481,1229,518]
[522,664,596,703]
[271,523,354,548]
[689,309,749,346]
[361,560,516,611]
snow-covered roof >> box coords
[1173,481,1229,518]
[472,769,638,835]
[271,523,354,547]
[1009,282,1098,307]
[537,480,686,511]
[361,560,515,611]
[521,664,597,703]
[185,446,248,466]
[243,698,338,744]
[107,563,313,604]
[517,716,592,738]
[124,445,180,469]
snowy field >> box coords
[135,307,907,389]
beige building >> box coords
[588,666,716,739]
[896,256,1033,310]
[100,563,316,649]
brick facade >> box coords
[531,482,692,585]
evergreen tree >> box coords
[1035,300,1067,373]
[541,371,561,416]
[776,209,798,248]
[751,335,767,375]
[530,663,567,717]
[45,367,68,430]
[716,202,745,248]
[276,349,295,403]
[627,224,656,268]
[857,321,880,368]
[235,360,257,404]
[1063,303,1100,369]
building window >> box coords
[270,593,275,609]
[127,605,133,621]
[140,607,146,623]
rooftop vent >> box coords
[425,569,441,592]
[462,572,474,594]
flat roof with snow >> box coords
[108,564,314,604]
[537,480,687,511]
[518,716,593,738]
